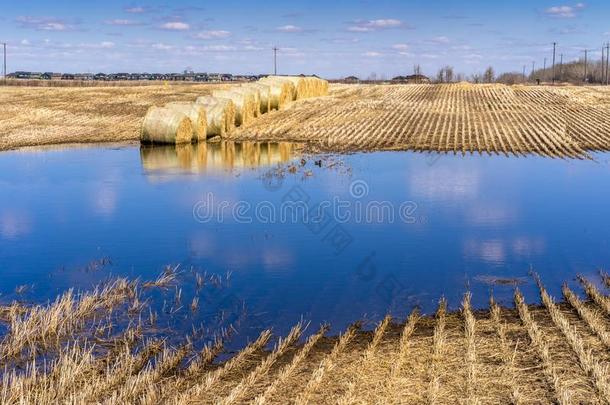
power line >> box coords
[606,43,609,85]
[582,49,592,82]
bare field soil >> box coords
[237,83,610,158]
[2,272,610,404]
[4,83,610,157]
[0,83,227,151]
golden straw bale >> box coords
[211,89,256,126]
[261,76,298,101]
[235,86,261,117]
[258,78,294,109]
[164,102,207,142]
[243,83,271,114]
[195,96,236,137]
[140,107,193,144]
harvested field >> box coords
[4,83,610,156]
[2,272,610,404]
[0,83,228,151]
[237,83,610,158]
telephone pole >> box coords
[605,42,610,86]
[583,49,590,82]
[543,57,547,81]
[522,65,526,82]
[603,45,606,84]
[272,46,279,75]
[551,42,557,84]
[560,53,563,82]
[1,43,6,84]
[531,61,535,80]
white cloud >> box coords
[203,45,237,51]
[124,6,146,13]
[104,19,140,26]
[193,30,231,39]
[152,43,173,50]
[276,24,303,33]
[348,19,404,32]
[363,51,382,57]
[392,43,409,51]
[544,3,585,18]
[16,16,76,31]
[100,41,115,48]
[20,39,30,45]
[429,36,450,44]
[159,22,190,31]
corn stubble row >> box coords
[140,76,329,144]
[2,272,610,404]
[237,83,610,157]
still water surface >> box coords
[1,142,609,340]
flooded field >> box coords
[1,142,609,342]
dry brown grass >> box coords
[5,83,610,156]
[2,273,610,404]
[0,83,227,151]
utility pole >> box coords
[560,53,563,82]
[272,46,278,75]
[543,57,547,82]
[606,43,610,85]
[605,42,610,86]
[531,61,535,77]
[583,49,589,83]
[551,42,557,84]
[522,65,526,82]
[1,43,6,84]
[603,45,606,84]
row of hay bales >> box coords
[140,76,329,144]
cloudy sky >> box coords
[1,0,609,78]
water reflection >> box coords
[140,141,298,175]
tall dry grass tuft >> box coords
[380,308,420,400]
[218,322,304,405]
[253,324,329,405]
[533,274,610,402]
[578,275,610,315]
[427,297,447,404]
[462,293,480,405]
[490,297,522,404]
[514,289,572,404]
[601,270,610,288]
[0,278,136,363]
[173,329,272,404]
[337,315,392,405]
[562,284,610,348]
[293,322,361,405]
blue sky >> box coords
[1,0,609,78]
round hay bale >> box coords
[232,87,260,118]
[195,96,236,137]
[140,107,193,144]
[211,89,255,126]
[243,83,271,114]
[268,76,308,99]
[164,102,207,142]
[258,78,294,110]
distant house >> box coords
[42,72,62,80]
[392,74,430,84]
[344,76,360,83]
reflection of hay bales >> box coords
[212,90,256,126]
[164,102,207,142]
[140,142,297,174]
[195,96,236,137]
[258,78,294,110]
[244,83,272,114]
[140,107,193,144]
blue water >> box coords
[1,142,610,342]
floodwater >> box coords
[1,142,610,342]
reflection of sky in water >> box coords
[1,145,610,338]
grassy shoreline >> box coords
[1,271,609,403]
